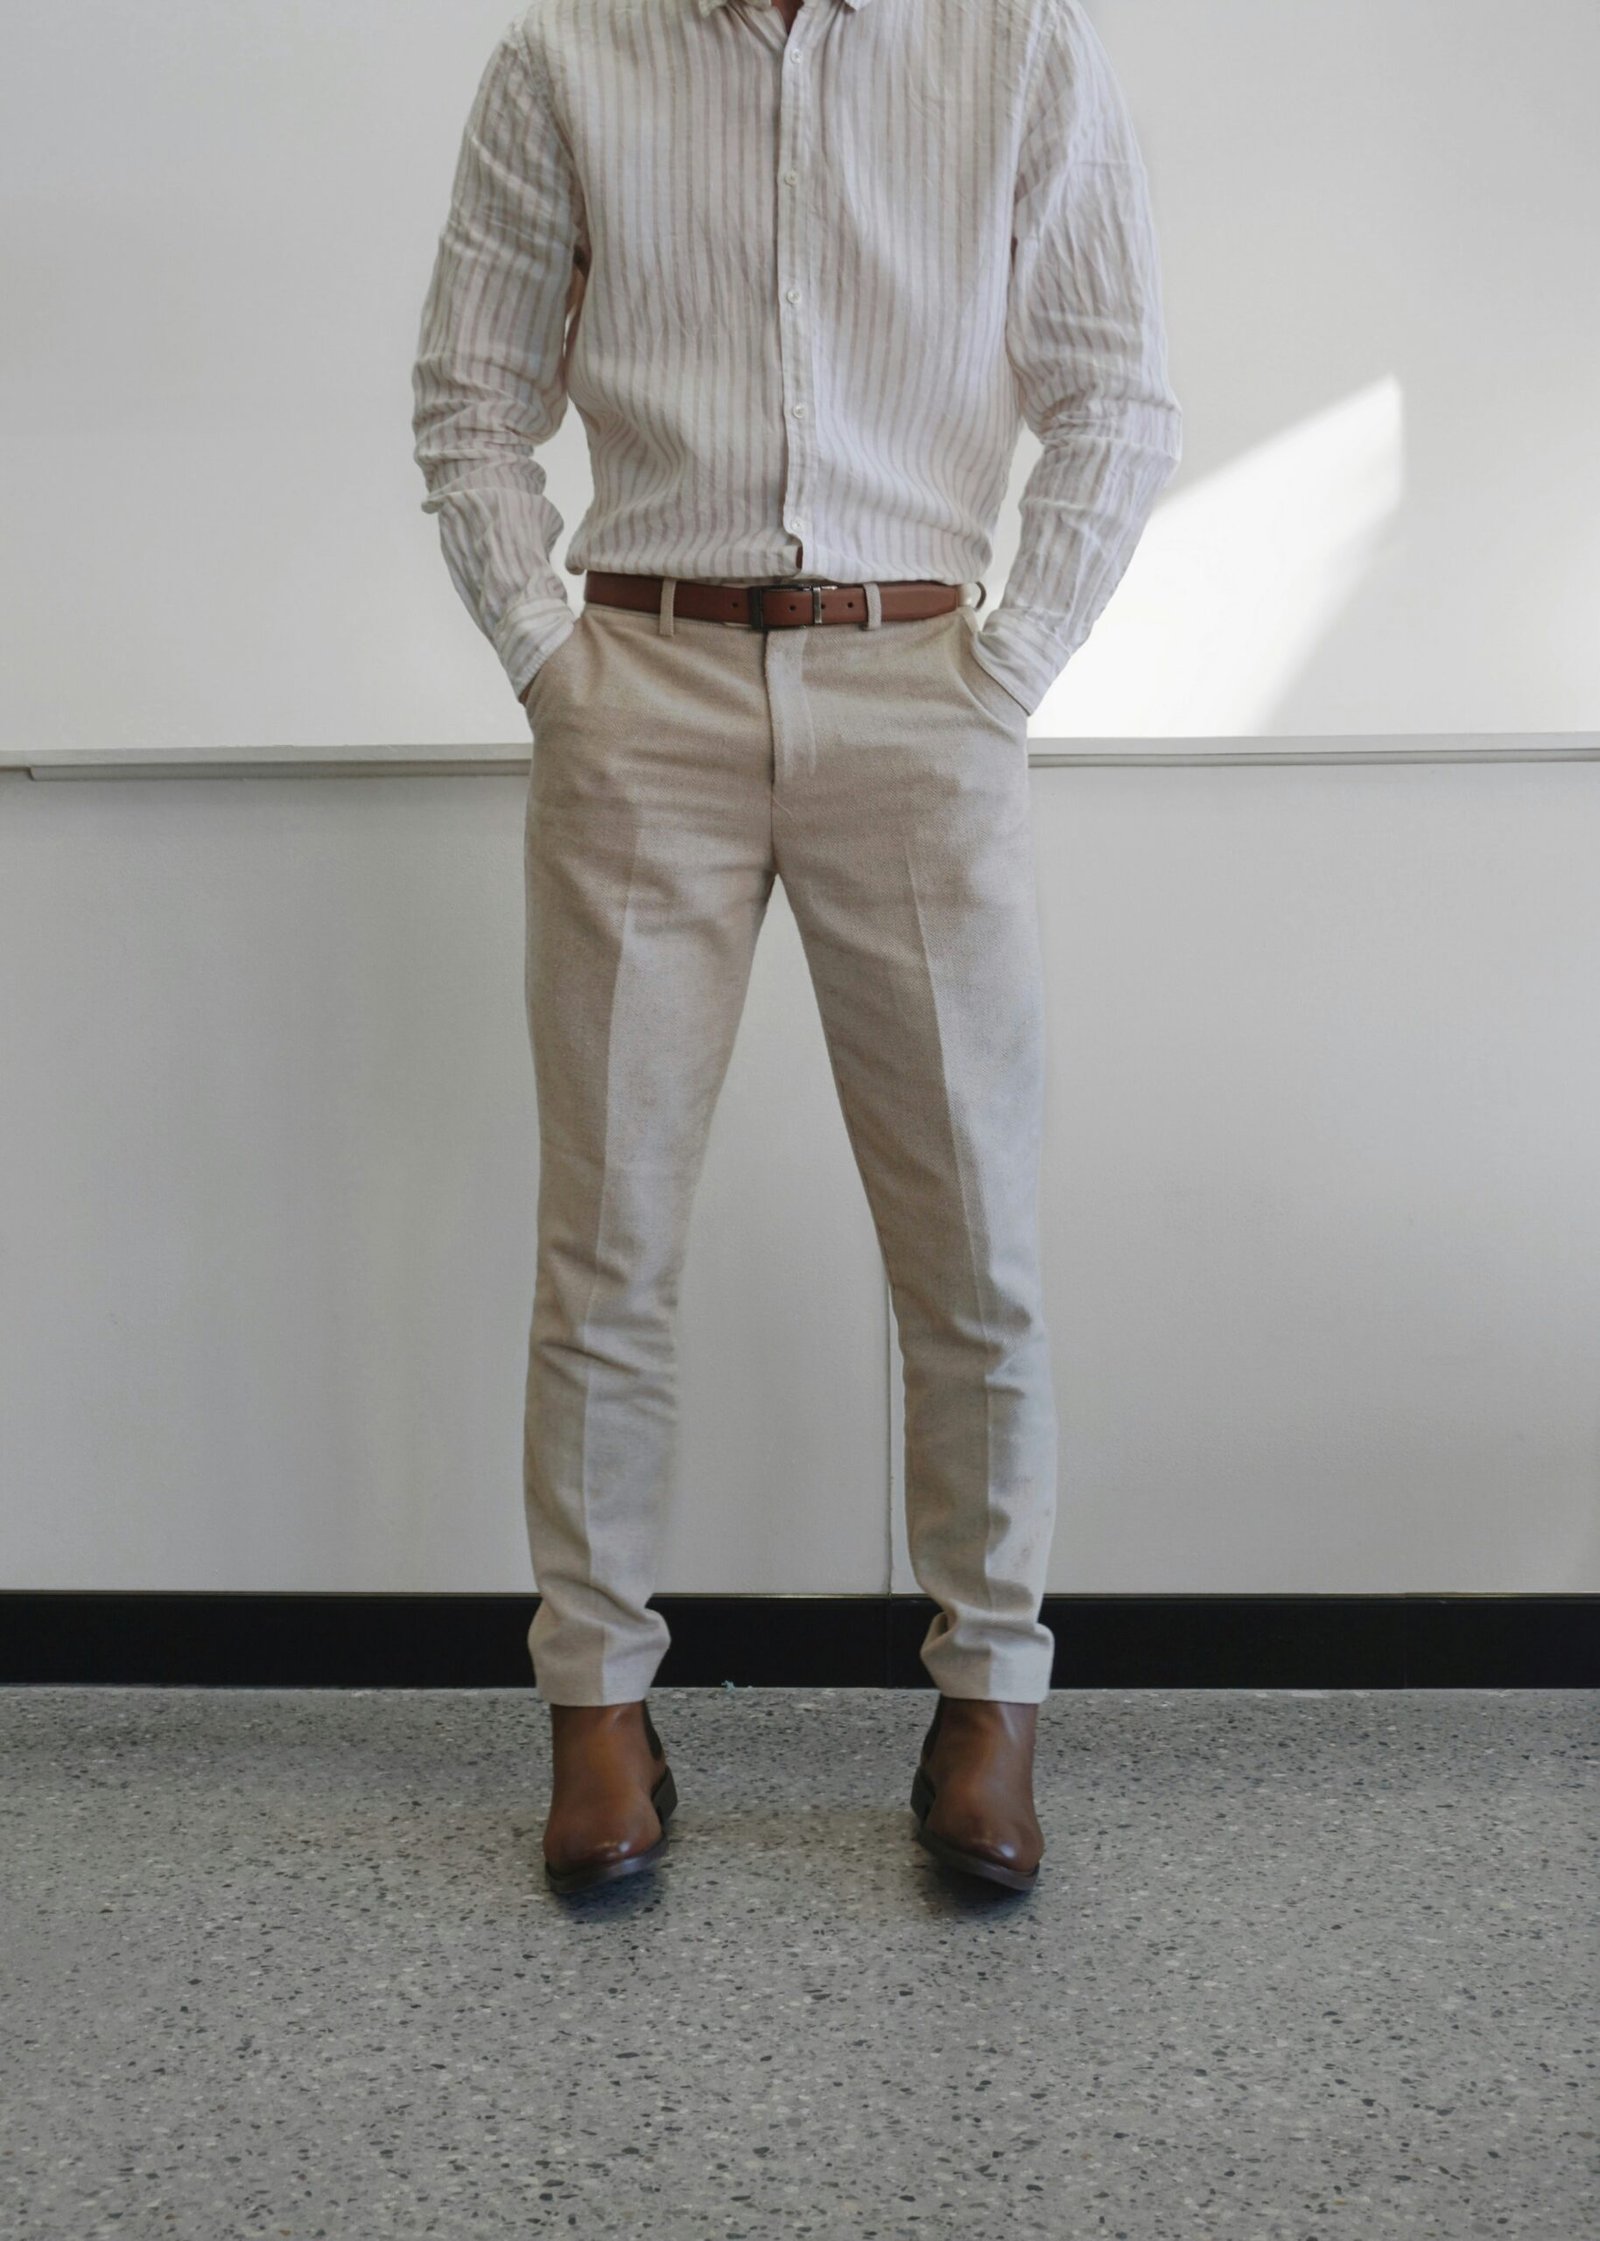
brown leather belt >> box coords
[581,570,975,631]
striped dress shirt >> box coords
[411,0,1182,717]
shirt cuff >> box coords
[495,597,580,703]
[968,606,1072,720]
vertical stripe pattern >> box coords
[412,0,1181,716]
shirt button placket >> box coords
[777,30,811,562]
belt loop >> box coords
[863,581,883,632]
[658,576,676,637]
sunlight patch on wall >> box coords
[1030,376,1405,738]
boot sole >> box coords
[545,1764,678,1897]
[909,1763,1040,1892]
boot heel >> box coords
[543,1719,678,1897]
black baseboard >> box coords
[0,1592,1593,1688]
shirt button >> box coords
[783,170,799,185]
[792,403,807,418]
[786,288,801,303]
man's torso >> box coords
[524,0,1047,582]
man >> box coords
[412,0,1180,1897]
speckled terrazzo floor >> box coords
[1,1688,1595,2241]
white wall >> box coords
[3,744,1597,1594]
[0,1,1595,750]
[1080,0,1600,739]
[3,3,1596,1593]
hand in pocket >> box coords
[521,616,586,714]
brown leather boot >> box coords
[909,1694,1044,1891]
[542,1699,677,1896]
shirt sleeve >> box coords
[411,17,584,704]
[971,0,1183,718]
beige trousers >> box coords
[520,580,1058,1705]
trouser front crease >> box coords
[520,593,1058,1707]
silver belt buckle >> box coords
[749,579,829,631]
